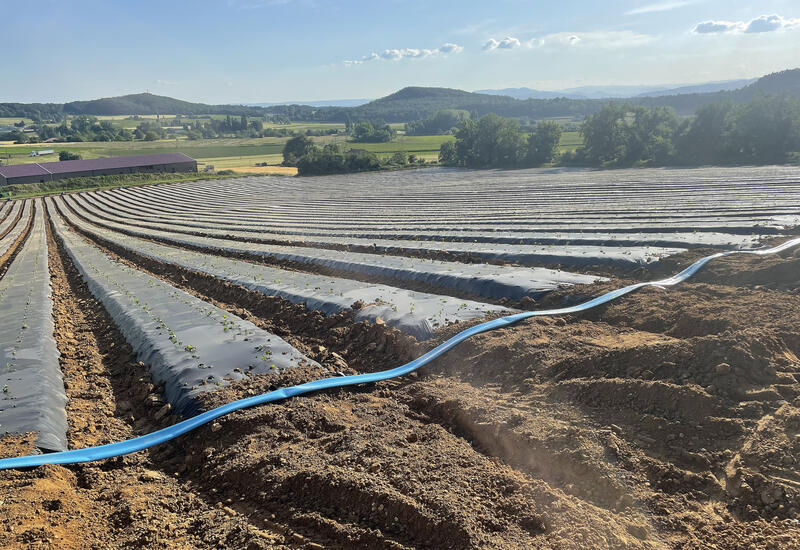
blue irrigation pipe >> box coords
[1,237,799,470]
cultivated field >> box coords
[0,165,799,548]
[0,133,459,174]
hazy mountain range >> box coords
[257,79,760,106]
[474,79,758,100]
[1,70,797,124]
[247,99,371,108]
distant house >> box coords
[0,153,197,186]
[29,149,55,157]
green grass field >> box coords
[337,135,454,161]
[0,129,583,169]
[558,131,583,152]
[0,117,33,126]
[0,137,290,166]
[25,115,347,134]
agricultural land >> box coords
[0,166,799,549]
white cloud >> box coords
[344,43,463,66]
[439,43,464,54]
[481,31,650,52]
[693,14,800,34]
[532,31,653,49]
[625,1,690,15]
[483,36,522,51]
[693,20,744,33]
[745,14,799,33]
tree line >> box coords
[350,120,396,143]
[438,114,562,167]
[572,94,800,167]
[438,94,800,169]
[405,110,470,135]
[282,135,424,176]
[0,114,341,144]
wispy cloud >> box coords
[483,37,522,51]
[480,30,652,52]
[625,1,690,15]
[533,31,652,48]
[344,43,463,66]
[693,14,800,34]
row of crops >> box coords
[1,164,798,453]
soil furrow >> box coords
[0,209,292,549]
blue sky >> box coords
[2,0,799,103]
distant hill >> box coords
[476,85,668,100]
[2,69,799,124]
[636,79,756,97]
[248,98,371,108]
[63,92,264,116]
[352,69,800,121]
[476,80,760,100]
[475,88,583,100]
[331,86,605,122]
[741,69,800,96]
[636,68,800,113]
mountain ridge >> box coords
[1,69,798,123]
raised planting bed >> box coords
[0,200,66,451]
[0,201,32,259]
[53,196,514,341]
[47,200,319,417]
[64,192,774,249]
[73,194,689,267]
[108,166,800,233]
[62,194,605,300]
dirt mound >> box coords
[654,241,800,293]
[190,371,658,549]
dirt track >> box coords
[1,214,800,548]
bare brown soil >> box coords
[0,218,291,549]
[0,215,799,548]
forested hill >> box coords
[342,87,600,121]
[266,69,800,122]
[0,93,266,120]
[63,93,265,116]
[636,69,800,113]
[264,88,602,122]
[1,69,798,123]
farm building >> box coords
[0,153,197,186]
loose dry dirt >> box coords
[0,215,799,549]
